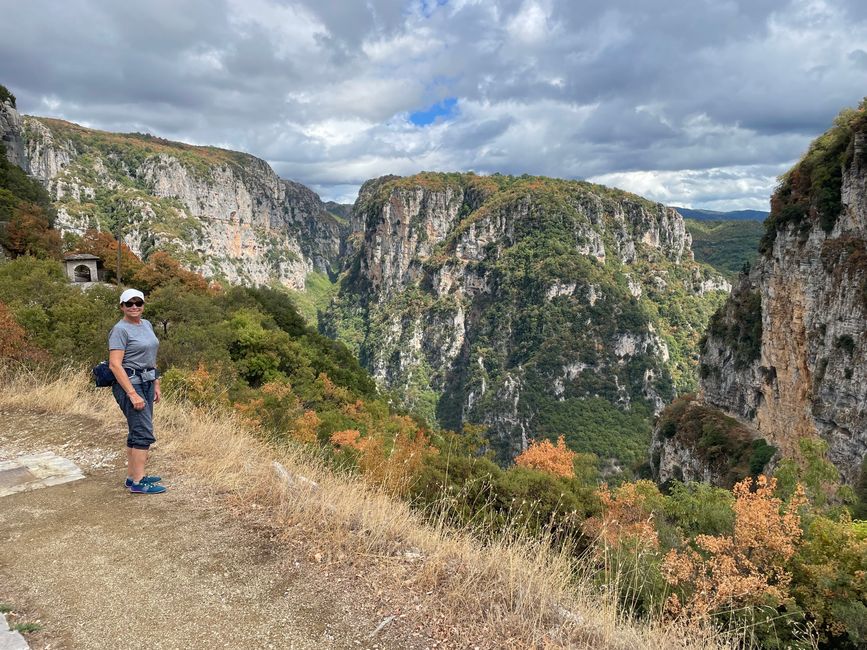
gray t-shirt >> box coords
[108,319,159,370]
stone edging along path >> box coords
[0,612,31,650]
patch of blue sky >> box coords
[419,0,448,18]
[408,97,458,126]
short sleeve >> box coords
[108,325,128,351]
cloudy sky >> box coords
[2,0,866,208]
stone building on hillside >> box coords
[63,253,102,284]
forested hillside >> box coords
[684,219,763,277]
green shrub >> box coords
[749,439,776,476]
[0,84,15,108]
[836,334,856,355]
[791,513,867,647]
[664,481,735,537]
[408,452,598,547]
[854,458,867,519]
[705,287,762,369]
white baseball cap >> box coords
[119,288,145,304]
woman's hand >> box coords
[154,382,161,404]
[128,391,146,411]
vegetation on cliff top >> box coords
[33,117,254,180]
[655,395,776,488]
[0,83,15,108]
[760,98,867,254]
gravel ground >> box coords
[0,410,452,650]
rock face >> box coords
[0,107,342,289]
[0,98,28,170]
[324,173,729,463]
[656,104,867,485]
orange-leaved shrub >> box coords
[233,380,301,434]
[290,409,321,444]
[583,480,665,551]
[0,301,48,362]
[74,229,144,281]
[515,435,576,478]
[661,475,806,619]
[131,251,208,294]
[330,428,363,450]
[357,418,438,496]
[160,363,229,406]
[2,203,61,259]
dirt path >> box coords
[0,410,438,650]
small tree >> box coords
[0,301,47,361]
[515,435,576,478]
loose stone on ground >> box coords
[0,452,84,498]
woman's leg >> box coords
[127,447,148,482]
[114,381,156,483]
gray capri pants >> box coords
[112,380,156,450]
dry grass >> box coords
[0,363,736,649]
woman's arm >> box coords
[109,349,146,411]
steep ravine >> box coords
[324,173,729,464]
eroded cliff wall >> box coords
[654,103,867,485]
[0,105,342,289]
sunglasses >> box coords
[122,300,144,308]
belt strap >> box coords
[124,367,156,377]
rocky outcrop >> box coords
[325,173,728,463]
[282,180,344,278]
[0,98,28,171]
[0,106,342,289]
[659,104,867,484]
[649,395,776,488]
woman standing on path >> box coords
[108,288,166,494]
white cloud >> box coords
[589,166,784,211]
[226,0,327,57]
[3,0,867,208]
[507,0,555,44]
[362,27,445,62]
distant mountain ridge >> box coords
[683,219,763,277]
[674,207,769,221]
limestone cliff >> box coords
[653,101,867,485]
[0,95,28,171]
[324,173,729,464]
[0,105,341,289]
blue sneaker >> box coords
[129,481,167,494]
[125,475,162,488]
